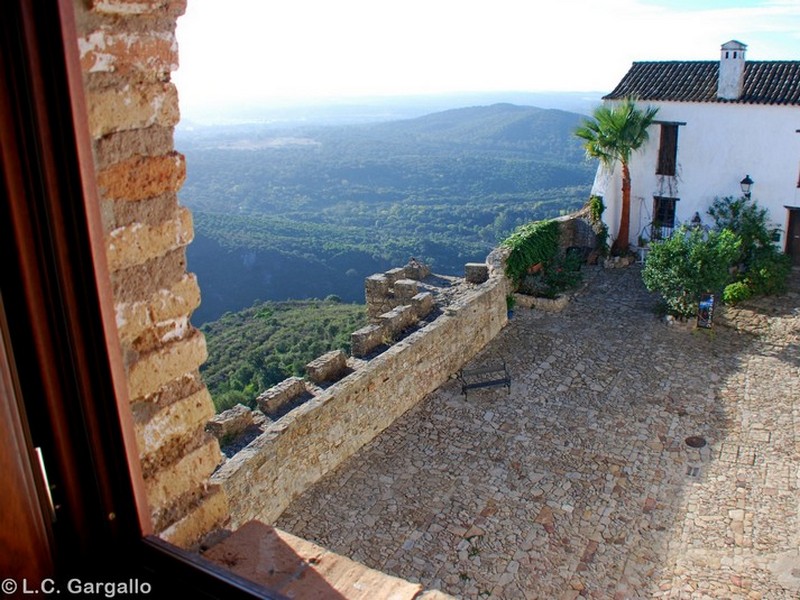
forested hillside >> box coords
[178,103,595,323]
[200,299,367,413]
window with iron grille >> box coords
[656,123,679,176]
[652,196,678,239]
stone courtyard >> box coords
[276,265,800,599]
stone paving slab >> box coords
[203,520,431,599]
[277,266,800,599]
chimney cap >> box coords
[721,40,747,51]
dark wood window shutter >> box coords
[656,124,678,176]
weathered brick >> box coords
[87,82,179,138]
[111,247,187,303]
[102,192,176,232]
[96,152,185,201]
[145,438,221,513]
[134,387,215,465]
[130,315,191,359]
[79,30,178,81]
[91,0,187,17]
[115,273,200,345]
[94,126,174,170]
[148,272,201,322]
[158,486,229,550]
[127,329,207,400]
[75,0,223,546]
[106,204,192,270]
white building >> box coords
[591,40,800,265]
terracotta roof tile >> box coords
[604,61,800,105]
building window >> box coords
[656,123,679,176]
[652,196,678,239]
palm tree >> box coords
[575,98,659,254]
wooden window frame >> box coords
[0,1,277,596]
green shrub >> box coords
[214,389,250,413]
[542,252,582,295]
[588,195,605,224]
[502,220,560,285]
[594,223,610,257]
[642,227,740,317]
[723,281,753,305]
[745,247,792,296]
[707,196,790,301]
[506,294,516,311]
[707,196,775,264]
[518,251,583,299]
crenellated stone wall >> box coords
[365,260,431,321]
[73,0,227,548]
[213,271,510,527]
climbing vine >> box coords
[502,219,560,285]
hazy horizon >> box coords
[174,0,800,124]
[176,89,607,127]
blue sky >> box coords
[174,0,800,113]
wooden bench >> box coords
[457,360,511,398]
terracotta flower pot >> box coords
[527,262,543,275]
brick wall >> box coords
[73,0,228,547]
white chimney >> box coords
[717,40,747,100]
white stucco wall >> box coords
[591,101,800,250]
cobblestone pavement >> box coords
[277,266,800,599]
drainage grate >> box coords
[685,436,707,448]
[686,466,700,477]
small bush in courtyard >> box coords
[724,247,791,304]
[708,196,790,303]
[707,196,773,264]
[642,227,740,317]
[722,281,752,305]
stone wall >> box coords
[73,0,227,547]
[554,207,599,259]
[213,273,510,526]
[365,261,431,321]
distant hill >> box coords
[178,91,603,127]
[370,104,590,149]
[178,103,596,324]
